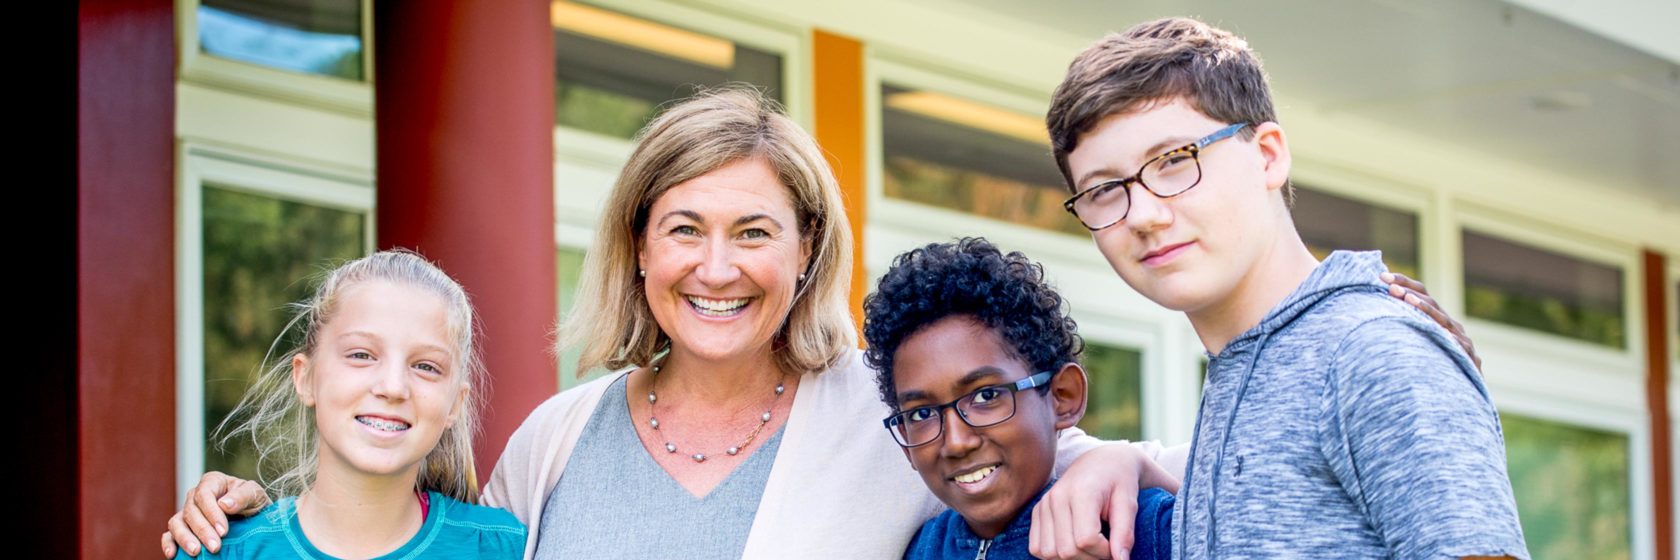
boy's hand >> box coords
[160,472,270,558]
[1030,443,1180,559]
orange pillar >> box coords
[1646,249,1673,560]
[812,29,868,341]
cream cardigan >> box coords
[483,350,1188,559]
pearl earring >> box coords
[639,269,646,277]
[798,273,807,282]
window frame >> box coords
[1073,315,1162,443]
[176,0,375,116]
[1495,385,1652,560]
[1453,205,1642,372]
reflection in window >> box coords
[202,186,366,481]
[198,0,364,80]
[1501,413,1631,559]
[1462,229,1625,347]
[1078,344,1143,442]
[552,1,782,139]
[1292,186,1420,279]
[880,84,1082,235]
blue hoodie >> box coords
[903,481,1173,560]
[1171,251,1528,559]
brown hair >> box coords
[559,86,856,377]
[1047,17,1279,192]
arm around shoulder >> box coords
[1053,426,1185,483]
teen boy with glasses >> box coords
[1047,17,1527,559]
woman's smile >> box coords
[684,295,754,318]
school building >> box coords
[60,0,1678,558]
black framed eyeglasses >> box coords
[1062,122,1250,231]
[881,370,1057,448]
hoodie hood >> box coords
[1211,250,1390,363]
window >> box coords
[1293,186,1421,279]
[200,186,366,479]
[1501,413,1632,558]
[553,1,783,139]
[879,83,1080,235]
[198,0,365,81]
[1078,343,1144,442]
[1462,229,1626,348]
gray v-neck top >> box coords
[533,374,785,559]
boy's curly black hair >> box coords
[863,237,1083,409]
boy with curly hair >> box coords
[865,237,1175,560]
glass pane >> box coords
[557,247,600,389]
[553,1,783,139]
[1197,355,1208,396]
[202,186,366,481]
[199,0,364,80]
[1462,229,1625,347]
[1292,186,1421,279]
[1078,343,1143,442]
[880,83,1082,236]
[1501,413,1631,559]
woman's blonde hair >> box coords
[561,86,856,376]
[217,249,486,503]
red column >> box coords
[77,0,176,557]
[1646,249,1673,560]
[374,1,557,481]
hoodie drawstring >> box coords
[1178,331,1271,558]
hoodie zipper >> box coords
[975,539,991,560]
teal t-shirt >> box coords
[175,491,526,559]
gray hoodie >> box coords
[1171,251,1528,559]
